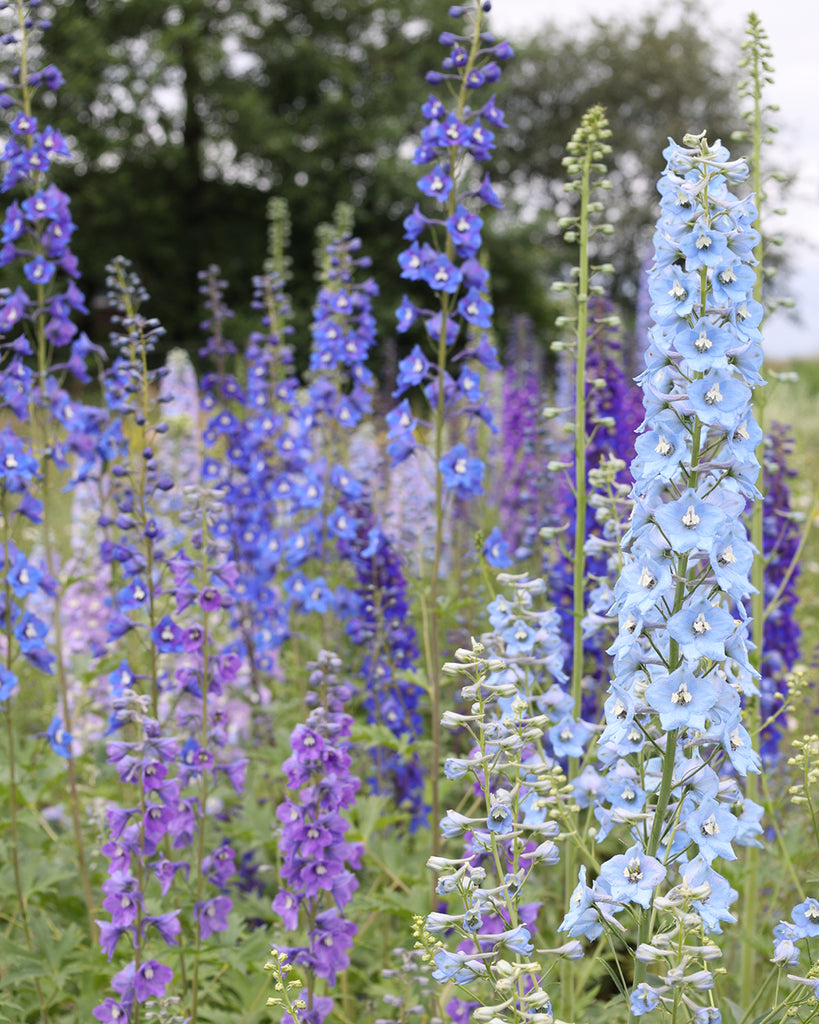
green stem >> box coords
[561,132,594,1024]
[742,22,767,1005]
[424,2,485,873]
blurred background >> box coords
[28,0,815,367]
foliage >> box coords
[0,4,817,1024]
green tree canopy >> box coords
[492,3,742,313]
[38,0,744,367]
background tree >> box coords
[491,3,743,322]
[39,0,744,370]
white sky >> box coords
[489,0,819,359]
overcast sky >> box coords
[487,0,819,359]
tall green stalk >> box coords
[737,14,778,1006]
[422,3,489,866]
[552,104,613,1021]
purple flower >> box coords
[134,959,173,1001]
[93,998,129,1023]
[195,895,233,940]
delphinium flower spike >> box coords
[270,651,363,1024]
[342,508,427,829]
[497,315,549,564]
[425,574,572,1024]
[198,200,301,686]
[579,134,766,1021]
[170,483,246,1022]
[236,197,299,679]
[95,263,247,1022]
[755,423,801,760]
[0,0,105,946]
[198,261,292,682]
[391,0,511,860]
[549,105,615,726]
[547,107,618,1020]
[279,202,377,635]
[92,261,180,1021]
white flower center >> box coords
[704,383,722,405]
[638,567,657,590]
[700,814,719,837]
[625,857,643,883]
[671,682,692,705]
[682,505,700,529]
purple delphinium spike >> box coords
[272,651,364,1024]
[94,266,248,1019]
[92,261,180,1017]
[497,316,549,562]
[755,422,802,760]
[198,263,237,371]
[340,504,428,829]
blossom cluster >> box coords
[272,651,364,1024]
[576,134,766,1017]
[388,1,508,493]
[426,574,572,1024]
[343,509,427,827]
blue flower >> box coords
[630,982,661,1016]
[681,858,737,934]
[486,803,513,835]
[483,525,512,568]
[683,797,738,864]
[559,866,604,941]
[394,345,430,393]
[418,164,454,202]
[644,666,719,730]
[790,897,819,938]
[438,443,484,495]
[687,373,751,429]
[599,844,665,909]
[667,597,737,663]
[47,715,72,758]
[432,949,485,985]
[652,489,726,552]
[445,203,483,256]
